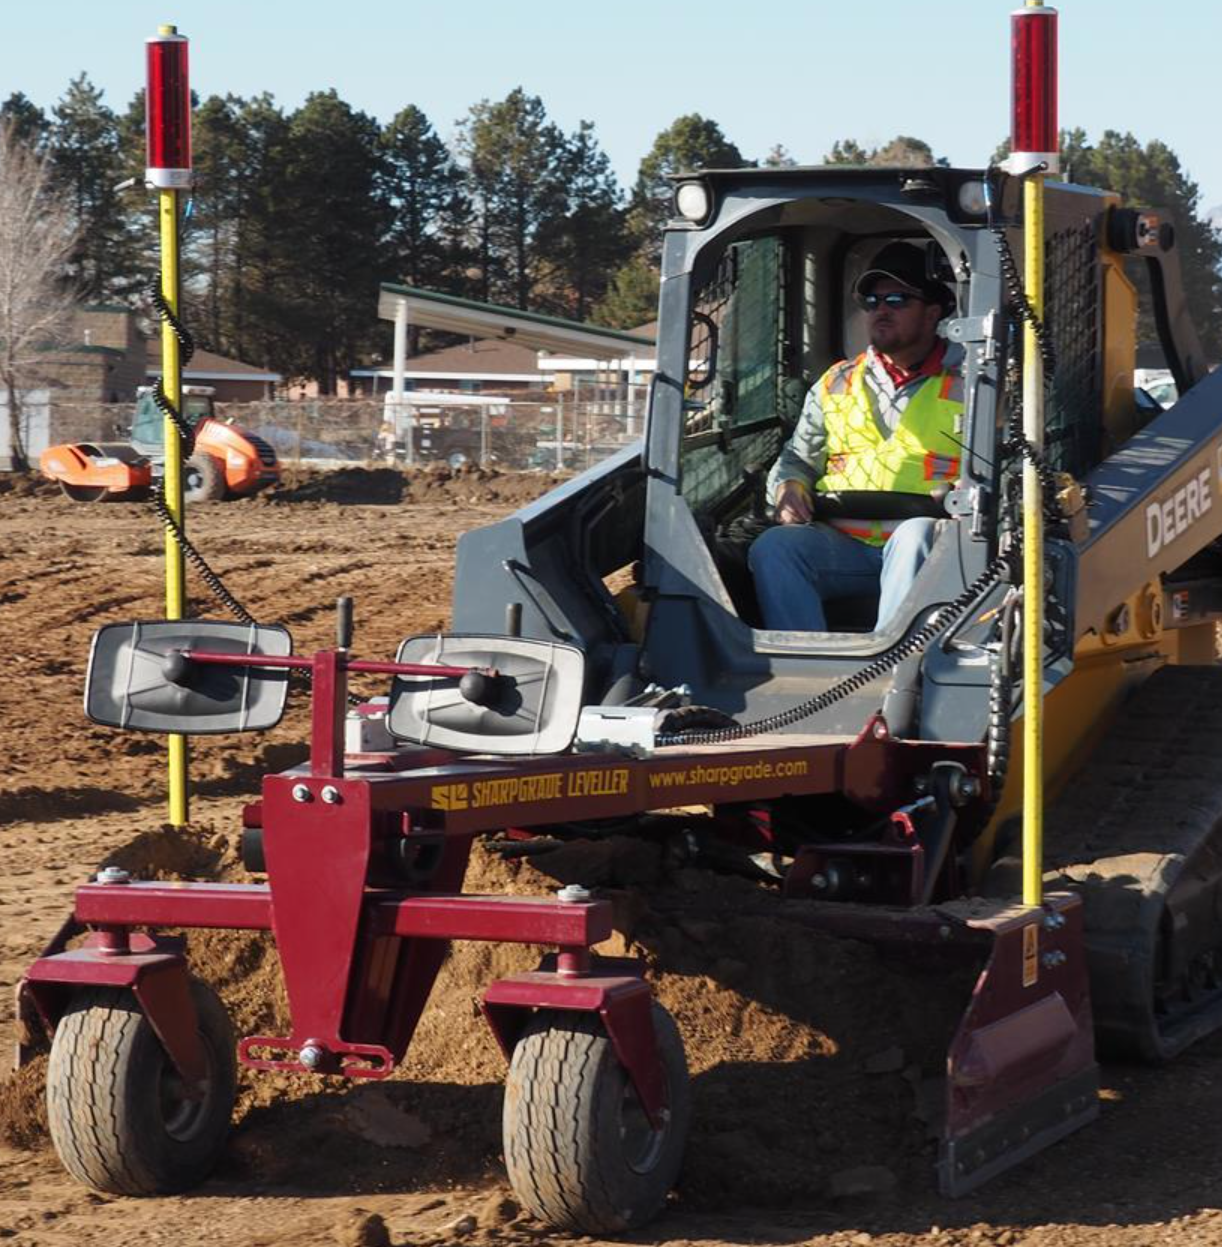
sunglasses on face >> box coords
[858,290,927,311]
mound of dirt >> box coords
[0,1057,47,1148]
[260,465,568,508]
[456,836,978,1209]
[0,472,59,499]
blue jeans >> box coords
[747,517,939,631]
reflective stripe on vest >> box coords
[827,517,902,543]
[816,354,963,546]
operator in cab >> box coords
[748,242,963,632]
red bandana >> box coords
[877,339,947,389]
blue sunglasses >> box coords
[858,290,928,311]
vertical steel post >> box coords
[147,24,192,826]
[392,298,411,463]
[160,188,188,824]
[1008,0,1058,906]
[556,392,564,470]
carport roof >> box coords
[378,284,654,360]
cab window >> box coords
[680,234,794,520]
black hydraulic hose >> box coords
[991,228,1056,378]
[150,485,366,707]
[150,483,257,625]
[145,267,253,624]
[656,551,1012,747]
[145,269,262,632]
[987,590,1019,789]
[986,169,1063,520]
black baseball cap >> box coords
[855,242,954,314]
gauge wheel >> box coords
[46,978,236,1194]
[503,1002,689,1233]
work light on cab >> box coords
[674,181,711,224]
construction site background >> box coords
[8,387,649,474]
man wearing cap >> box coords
[748,241,963,632]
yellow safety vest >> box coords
[816,353,962,546]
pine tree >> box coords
[188,94,249,351]
[629,115,748,262]
[764,144,798,169]
[824,138,871,165]
[0,94,49,152]
[275,91,390,392]
[457,89,568,309]
[1065,129,1222,357]
[823,136,942,166]
[543,121,629,320]
[230,94,292,369]
[382,104,468,299]
[590,256,659,330]
[49,75,137,299]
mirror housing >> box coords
[387,634,585,755]
[85,620,292,734]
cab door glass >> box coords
[681,235,789,516]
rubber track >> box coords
[46,988,151,1194]
[1041,665,1222,1058]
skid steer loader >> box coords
[28,165,1222,1224]
[450,163,1222,1185]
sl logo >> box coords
[431,783,469,811]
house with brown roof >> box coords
[145,340,281,401]
[349,337,547,396]
[1,306,285,467]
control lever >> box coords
[336,596,354,650]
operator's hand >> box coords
[774,479,813,525]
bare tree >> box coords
[0,120,78,471]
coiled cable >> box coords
[150,482,257,625]
[148,279,198,453]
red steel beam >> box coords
[74,881,273,930]
[73,883,611,949]
[371,893,613,946]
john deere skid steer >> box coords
[452,163,1222,1185]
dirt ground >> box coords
[2,466,1222,1247]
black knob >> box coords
[460,669,498,707]
[162,649,193,686]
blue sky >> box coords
[4,1,1220,215]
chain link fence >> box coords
[35,390,648,473]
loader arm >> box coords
[451,443,647,702]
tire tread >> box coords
[503,1004,688,1233]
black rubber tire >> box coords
[182,453,226,502]
[46,979,236,1194]
[503,1002,689,1233]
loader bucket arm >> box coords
[1107,203,1209,392]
